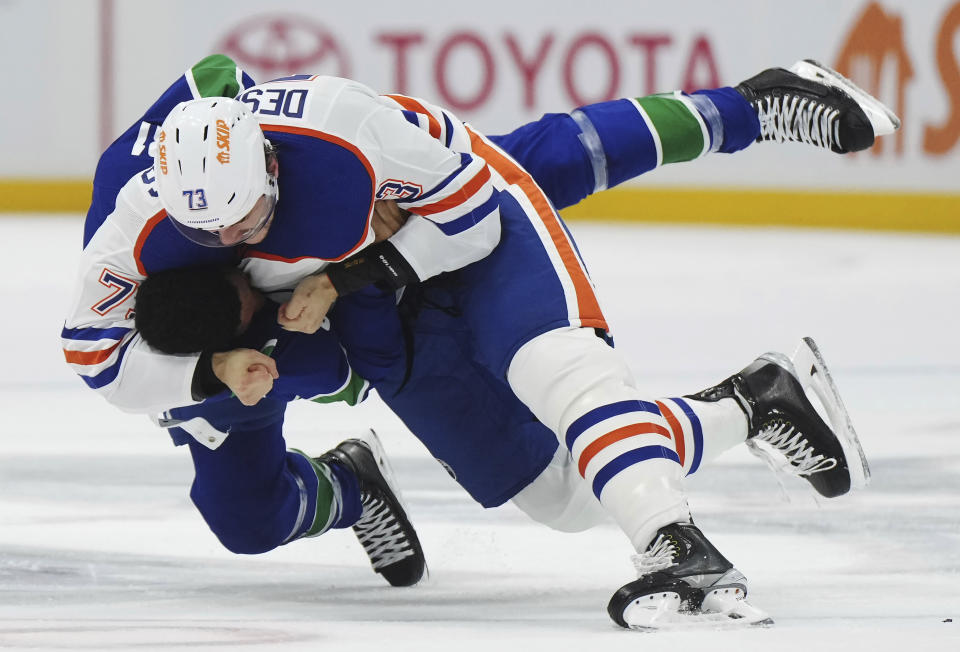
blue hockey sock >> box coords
[690,87,760,153]
[327,459,363,529]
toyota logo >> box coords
[217,15,351,80]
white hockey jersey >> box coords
[64,72,504,413]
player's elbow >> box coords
[479,208,502,254]
[99,384,174,415]
[460,206,502,266]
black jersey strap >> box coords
[326,241,420,295]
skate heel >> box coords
[700,569,773,626]
[607,524,772,630]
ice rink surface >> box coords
[1,216,958,650]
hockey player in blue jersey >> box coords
[65,54,895,628]
[135,260,566,521]
[136,267,427,587]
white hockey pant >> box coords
[507,327,747,550]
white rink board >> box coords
[1,0,959,193]
[1,216,958,650]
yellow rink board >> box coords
[1,180,96,214]
[2,180,958,233]
[561,187,960,233]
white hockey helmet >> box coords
[153,97,277,247]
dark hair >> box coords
[135,265,241,354]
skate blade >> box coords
[623,590,773,631]
[790,338,871,491]
[789,59,901,136]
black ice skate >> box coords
[736,59,900,153]
[690,337,870,498]
[319,431,427,587]
[607,522,772,630]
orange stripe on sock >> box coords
[386,94,442,139]
[656,400,685,466]
[577,422,671,477]
[466,127,607,330]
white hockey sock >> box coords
[508,328,691,551]
[508,329,752,550]
[652,396,748,476]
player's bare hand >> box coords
[371,200,410,242]
[211,349,279,406]
[278,273,338,334]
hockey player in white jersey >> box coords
[64,54,895,628]
[136,258,870,630]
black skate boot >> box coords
[736,59,900,153]
[607,522,771,630]
[689,337,870,498]
[318,431,427,587]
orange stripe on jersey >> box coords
[385,94,442,139]
[465,127,607,330]
[412,165,491,217]
[63,340,122,365]
[260,123,376,261]
[656,400,686,466]
[577,422,671,477]
[134,210,168,276]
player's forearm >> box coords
[328,286,406,383]
[386,209,501,282]
[325,240,419,295]
[360,100,503,282]
[102,340,201,413]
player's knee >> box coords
[514,498,606,533]
[508,327,638,433]
[190,487,284,555]
[210,523,281,555]
[511,447,608,532]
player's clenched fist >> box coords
[211,349,279,406]
[278,273,338,334]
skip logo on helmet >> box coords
[157,130,168,175]
[215,119,231,164]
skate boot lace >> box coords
[631,534,679,576]
[354,493,415,570]
[755,94,840,150]
[752,420,837,476]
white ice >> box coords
[1,216,958,651]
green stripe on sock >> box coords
[635,95,706,164]
[191,54,242,98]
[292,450,338,537]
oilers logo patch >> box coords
[376,179,422,201]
